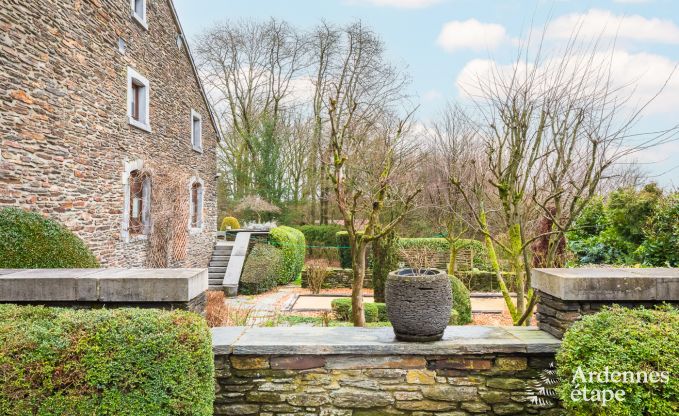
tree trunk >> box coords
[447,243,457,275]
[351,242,367,327]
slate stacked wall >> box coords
[214,353,563,416]
[0,0,218,267]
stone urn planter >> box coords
[385,268,451,342]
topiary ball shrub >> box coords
[449,274,472,325]
[239,244,283,295]
[0,207,99,268]
[220,216,241,231]
[0,304,214,416]
[557,305,679,416]
[330,298,383,323]
[269,226,306,284]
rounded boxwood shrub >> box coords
[0,304,214,416]
[269,226,306,284]
[557,305,679,416]
[0,207,99,268]
[219,216,241,231]
[449,274,472,325]
[330,298,383,323]
[239,244,283,295]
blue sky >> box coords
[174,0,679,187]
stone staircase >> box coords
[208,241,234,290]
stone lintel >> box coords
[532,268,679,301]
[212,326,561,356]
[0,268,207,303]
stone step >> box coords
[211,255,230,261]
[209,279,224,285]
[208,285,224,291]
[209,269,226,275]
[210,261,229,267]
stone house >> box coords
[0,0,221,267]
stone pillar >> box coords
[532,268,679,339]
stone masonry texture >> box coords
[535,290,679,339]
[213,352,564,415]
[0,0,219,267]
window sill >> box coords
[126,233,148,243]
[132,12,148,30]
[129,117,152,133]
[189,227,203,236]
[192,145,203,154]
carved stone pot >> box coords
[385,268,451,342]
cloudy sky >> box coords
[174,0,679,187]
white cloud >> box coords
[455,50,679,116]
[422,89,443,102]
[344,0,443,9]
[436,19,507,52]
[546,9,679,44]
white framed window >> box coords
[127,67,151,132]
[188,177,204,233]
[121,159,152,242]
[190,109,202,152]
[131,0,148,29]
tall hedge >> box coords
[0,305,214,416]
[269,226,306,284]
[295,224,342,249]
[397,238,489,270]
[239,244,283,295]
[557,305,679,416]
[0,207,99,268]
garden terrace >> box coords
[212,326,562,415]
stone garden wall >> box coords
[533,268,679,339]
[212,326,563,415]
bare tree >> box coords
[195,19,307,198]
[450,30,678,325]
[325,22,419,326]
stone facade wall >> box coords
[214,352,563,416]
[301,268,373,289]
[0,0,219,267]
[535,290,679,339]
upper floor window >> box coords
[127,67,151,132]
[128,169,150,235]
[191,109,202,152]
[131,0,147,29]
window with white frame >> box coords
[188,177,204,232]
[131,0,147,29]
[191,110,202,151]
[127,67,150,132]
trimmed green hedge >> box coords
[239,244,283,295]
[0,207,99,268]
[397,238,489,270]
[557,305,679,415]
[450,275,472,325]
[0,305,214,416]
[295,225,342,249]
[336,231,357,268]
[331,298,386,323]
[269,226,306,284]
